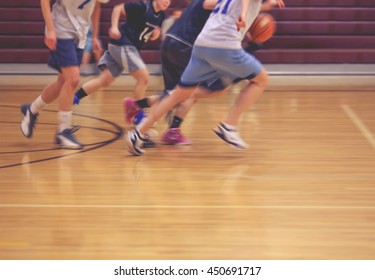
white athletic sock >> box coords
[30,96,47,114]
[58,111,72,133]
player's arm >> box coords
[203,0,218,10]
[91,2,102,53]
[275,0,285,8]
[263,0,285,10]
[40,0,56,50]
[109,3,125,39]
[237,0,250,31]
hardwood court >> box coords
[0,74,375,260]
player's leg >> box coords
[74,68,114,104]
[212,49,268,149]
[125,46,213,155]
[162,78,229,145]
[74,44,122,105]
[46,39,85,149]
[126,85,196,155]
[225,67,268,126]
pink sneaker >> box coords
[161,128,192,145]
[123,98,141,124]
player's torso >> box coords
[52,0,97,48]
[167,0,211,46]
[117,1,164,49]
[195,0,261,49]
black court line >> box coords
[0,105,124,169]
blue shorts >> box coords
[180,46,262,88]
[161,36,228,93]
[48,39,83,72]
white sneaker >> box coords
[125,129,146,156]
[213,122,249,149]
[20,104,38,138]
[55,127,83,149]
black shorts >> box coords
[161,36,192,91]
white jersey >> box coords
[195,0,261,49]
[51,0,97,48]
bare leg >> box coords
[59,66,80,112]
[225,68,269,125]
[40,73,65,104]
[139,86,196,135]
[174,87,228,119]
[81,68,115,95]
[130,68,149,100]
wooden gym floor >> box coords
[0,73,375,260]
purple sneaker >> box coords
[123,98,141,124]
[161,128,191,145]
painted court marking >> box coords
[0,204,374,210]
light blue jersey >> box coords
[52,0,97,48]
[195,0,261,49]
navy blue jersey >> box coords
[110,0,165,49]
[167,0,211,46]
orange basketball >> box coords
[249,13,276,43]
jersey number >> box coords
[212,0,233,15]
[78,0,91,10]
[139,27,154,43]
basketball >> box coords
[248,13,276,43]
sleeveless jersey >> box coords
[51,0,97,49]
[195,0,261,49]
[167,0,212,47]
[110,1,165,50]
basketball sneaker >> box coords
[55,126,83,150]
[213,122,249,149]
[123,98,141,124]
[161,128,191,145]
[125,129,146,156]
[20,104,39,138]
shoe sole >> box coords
[55,144,83,150]
[55,139,83,150]
[213,129,247,150]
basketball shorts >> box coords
[98,43,146,77]
[180,46,262,88]
[162,36,229,93]
[161,36,192,91]
[48,39,83,72]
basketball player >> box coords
[126,0,285,155]
[20,0,105,149]
[123,0,226,146]
[73,0,170,120]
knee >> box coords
[100,72,114,87]
[101,76,113,87]
[255,69,269,88]
[137,73,149,87]
[66,76,80,89]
